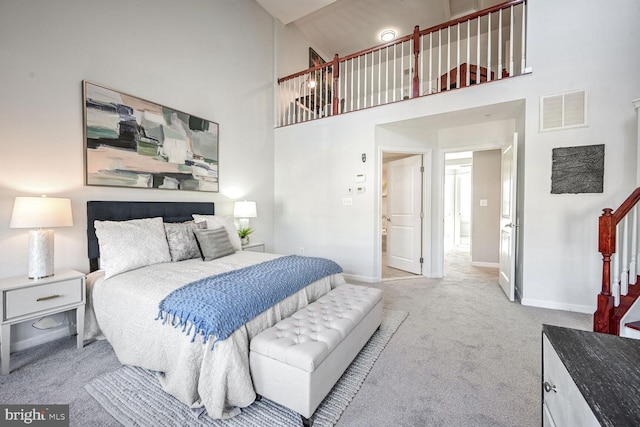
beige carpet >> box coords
[338,247,591,426]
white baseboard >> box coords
[521,298,594,314]
[11,326,72,353]
[470,261,499,268]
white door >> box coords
[499,133,518,301]
[387,155,423,274]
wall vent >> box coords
[540,89,588,131]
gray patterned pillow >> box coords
[94,217,171,279]
[164,221,207,262]
[193,227,236,261]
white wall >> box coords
[0,0,275,349]
[274,0,640,313]
[471,149,501,265]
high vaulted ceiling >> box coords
[257,0,507,59]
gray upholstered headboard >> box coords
[87,201,214,272]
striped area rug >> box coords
[85,309,408,427]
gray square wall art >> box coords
[551,144,604,194]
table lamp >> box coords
[10,196,73,279]
[233,200,257,230]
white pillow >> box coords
[95,217,171,279]
[191,214,242,251]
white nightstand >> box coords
[0,269,85,375]
[242,242,265,252]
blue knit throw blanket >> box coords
[156,255,342,348]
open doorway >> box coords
[443,149,502,276]
[381,152,423,280]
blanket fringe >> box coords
[157,310,216,348]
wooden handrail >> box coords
[277,61,334,84]
[610,187,640,224]
[418,0,526,37]
[595,187,640,334]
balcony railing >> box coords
[277,0,527,127]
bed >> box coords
[84,201,345,419]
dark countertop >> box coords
[543,325,640,427]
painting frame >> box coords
[309,47,325,69]
[82,80,219,192]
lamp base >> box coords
[28,229,54,279]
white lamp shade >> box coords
[233,201,257,218]
[10,196,73,229]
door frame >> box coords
[376,146,432,282]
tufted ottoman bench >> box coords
[249,283,383,425]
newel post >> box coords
[599,208,615,296]
[332,53,340,116]
[412,25,420,98]
[594,208,615,333]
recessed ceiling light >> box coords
[380,29,396,42]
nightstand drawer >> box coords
[242,242,265,252]
[5,279,83,320]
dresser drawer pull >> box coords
[543,381,557,393]
[36,294,60,302]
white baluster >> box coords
[466,19,471,87]
[357,56,361,110]
[487,12,492,82]
[621,216,629,297]
[438,29,442,92]
[498,9,503,80]
[428,33,433,95]
[296,75,301,123]
[419,35,424,96]
[613,223,621,306]
[446,26,451,90]
[363,54,367,108]
[509,5,514,76]
[291,78,295,124]
[281,81,286,126]
[632,205,639,285]
[385,47,389,104]
[401,41,405,99]
[393,44,398,102]
[286,79,291,125]
[521,3,526,73]
[476,16,480,84]
[312,69,317,120]
[350,59,355,112]
[456,23,460,89]
[371,51,375,104]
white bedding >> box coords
[84,250,345,419]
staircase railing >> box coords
[595,187,640,334]
[277,0,528,127]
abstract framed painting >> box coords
[83,81,219,192]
